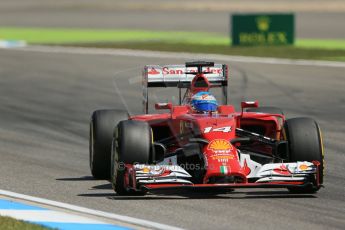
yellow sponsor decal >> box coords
[208,139,233,153]
[142,167,150,173]
[299,164,309,171]
[239,32,287,44]
[256,16,270,32]
[210,154,234,160]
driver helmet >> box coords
[191,91,218,113]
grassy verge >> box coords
[0,27,228,45]
[74,41,345,61]
[1,27,345,61]
[0,216,51,230]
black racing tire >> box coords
[284,117,324,193]
[111,120,152,195]
[89,109,128,179]
[246,106,284,115]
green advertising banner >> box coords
[231,13,294,46]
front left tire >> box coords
[111,120,152,195]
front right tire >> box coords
[284,117,324,193]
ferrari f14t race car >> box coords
[89,61,324,195]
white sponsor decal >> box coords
[204,126,232,133]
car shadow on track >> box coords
[76,182,317,200]
[56,176,96,181]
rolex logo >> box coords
[256,16,270,32]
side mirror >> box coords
[155,102,173,111]
[241,101,259,109]
[241,101,259,117]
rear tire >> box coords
[284,117,324,193]
[111,120,152,195]
[89,110,128,179]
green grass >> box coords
[73,41,345,61]
[0,216,51,230]
[0,27,229,45]
[1,27,345,61]
[296,39,345,50]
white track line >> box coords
[3,45,345,68]
[0,189,184,230]
[0,210,106,224]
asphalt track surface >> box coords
[0,47,344,230]
[0,1,345,229]
[1,0,345,39]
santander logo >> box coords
[161,67,222,75]
[148,68,160,75]
[147,66,223,75]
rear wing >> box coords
[143,63,228,87]
[142,62,229,114]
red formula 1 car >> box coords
[89,61,324,195]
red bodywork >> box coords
[129,106,296,190]
[121,67,320,192]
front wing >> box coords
[124,161,321,192]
